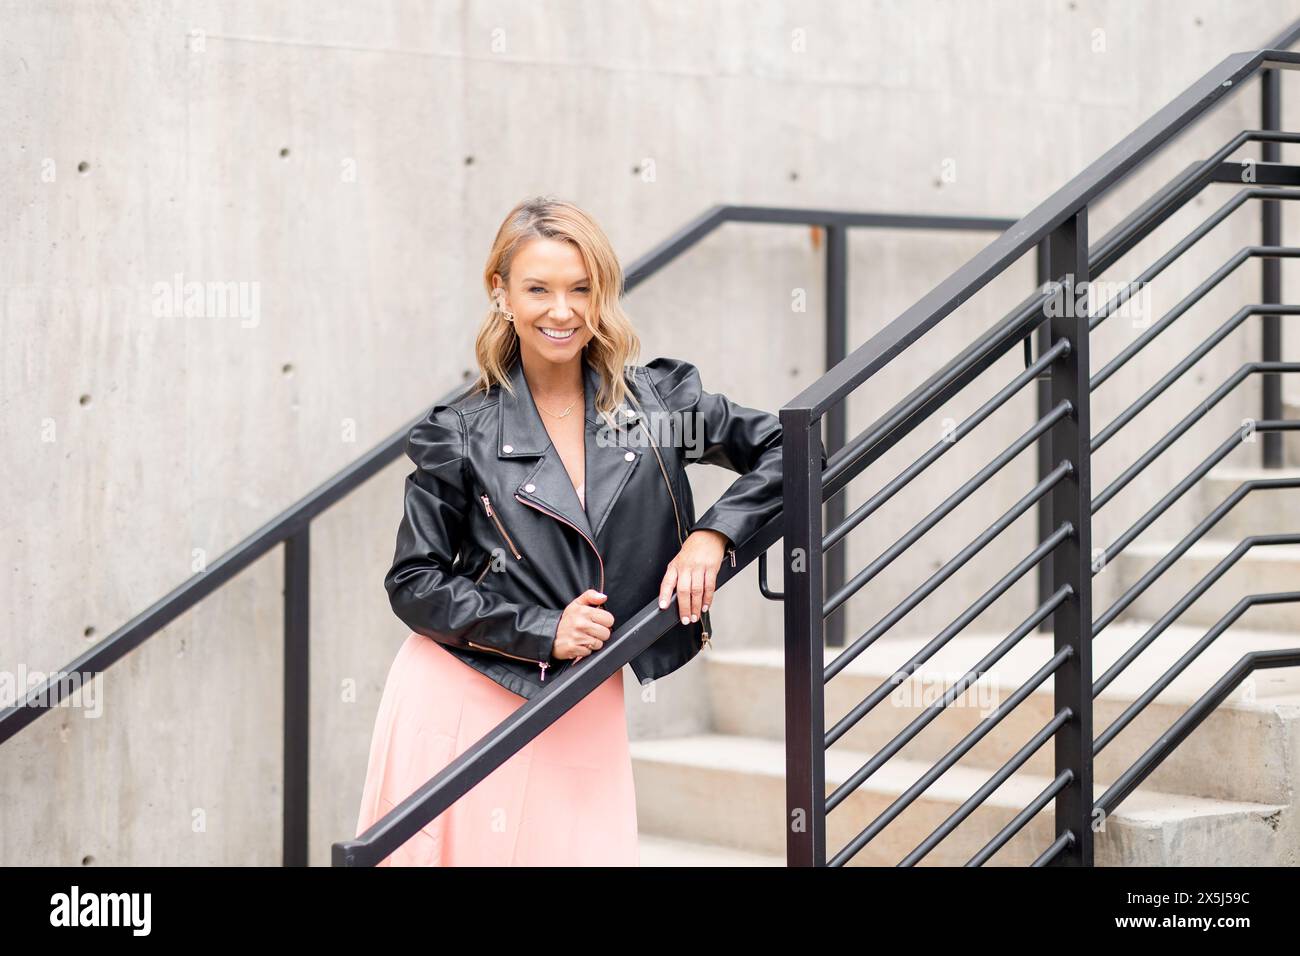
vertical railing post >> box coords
[783,409,826,867]
[823,224,848,647]
[1045,210,1094,866]
[1261,66,1284,468]
[1035,239,1054,631]
[283,525,310,866]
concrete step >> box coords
[637,832,784,866]
[1110,539,1300,630]
[1192,466,1300,543]
[630,733,1292,866]
[704,636,1300,805]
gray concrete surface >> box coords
[2,0,1298,864]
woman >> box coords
[354,196,813,866]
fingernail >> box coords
[681,616,689,625]
[701,604,709,612]
[691,614,698,623]
[659,598,667,609]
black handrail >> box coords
[782,19,1300,868]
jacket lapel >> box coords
[497,354,642,545]
[580,358,643,542]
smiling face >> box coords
[493,237,596,368]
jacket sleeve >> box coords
[644,356,828,551]
[383,401,563,664]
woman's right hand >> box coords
[553,589,614,660]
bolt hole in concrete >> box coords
[280,147,290,158]
[84,626,95,639]
[282,362,294,375]
[78,394,91,405]
[77,160,88,173]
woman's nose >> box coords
[549,294,574,319]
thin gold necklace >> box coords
[536,392,582,419]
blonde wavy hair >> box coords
[471,196,641,424]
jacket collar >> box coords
[497,351,642,545]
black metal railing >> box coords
[782,22,1300,866]
[0,202,1013,866]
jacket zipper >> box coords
[634,411,720,648]
[480,494,523,560]
[466,639,551,682]
[471,497,545,680]
[515,492,604,679]
[513,493,605,595]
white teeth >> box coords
[541,328,576,340]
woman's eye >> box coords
[529,286,545,294]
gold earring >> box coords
[492,291,515,323]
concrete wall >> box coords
[2,0,1297,864]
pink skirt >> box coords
[354,632,640,866]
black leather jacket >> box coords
[384,353,823,700]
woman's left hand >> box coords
[659,529,730,626]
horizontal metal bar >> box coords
[1096,592,1300,754]
[622,204,1014,291]
[828,643,1073,865]
[824,403,1072,617]
[1094,421,1298,579]
[1093,647,1300,819]
[1092,533,1300,698]
[1089,161,1205,271]
[723,206,1019,232]
[1031,829,1076,867]
[1094,475,1300,636]
[824,339,1068,551]
[1094,317,1300,453]
[1091,187,1300,332]
[1092,247,1300,391]
[820,305,1043,499]
[1091,132,1300,276]
[1210,160,1300,185]
[1105,411,1296,567]
[825,585,1071,812]
[824,469,1072,683]
[826,525,1073,752]
[1093,376,1300,514]
[1261,50,1300,69]
[893,702,1074,867]
[968,770,1075,867]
